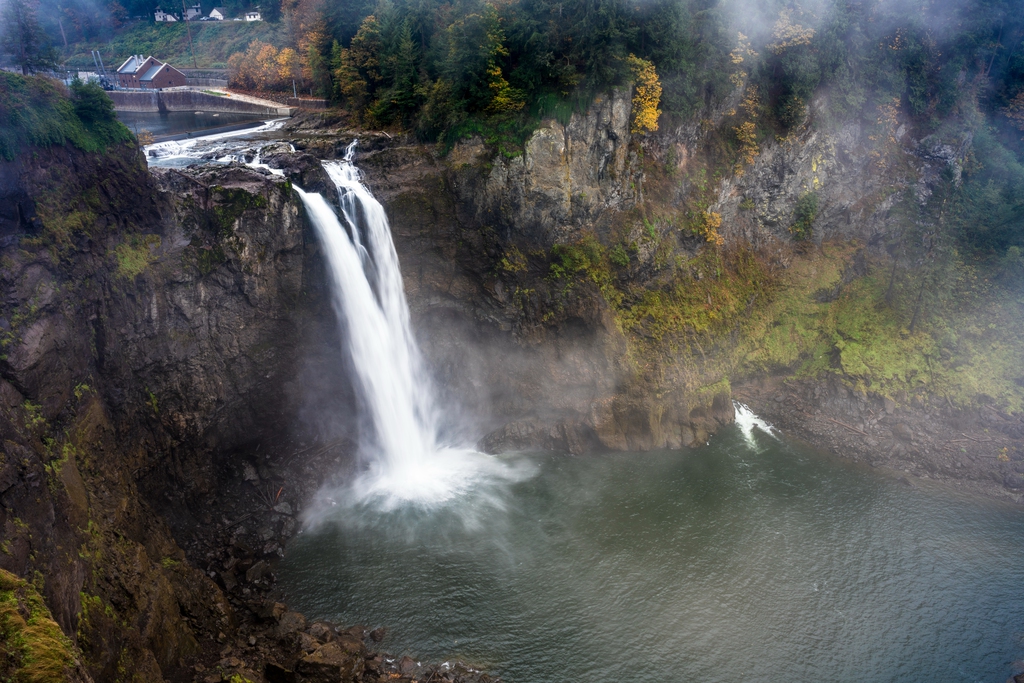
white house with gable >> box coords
[184,3,202,20]
[154,7,178,21]
[208,7,227,19]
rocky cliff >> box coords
[0,140,353,679]
[0,76,1018,681]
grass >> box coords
[0,570,78,683]
[0,73,132,161]
[65,21,286,70]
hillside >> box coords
[63,20,285,70]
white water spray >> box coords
[733,401,777,448]
[297,142,529,511]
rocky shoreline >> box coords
[162,369,1024,683]
[735,375,1024,504]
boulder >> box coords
[295,641,365,682]
[275,611,307,637]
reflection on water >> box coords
[279,419,1024,683]
[116,110,268,137]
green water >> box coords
[278,419,1024,682]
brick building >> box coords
[115,56,188,89]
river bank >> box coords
[736,375,1024,503]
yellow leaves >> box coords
[734,120,759,175]
[767,10,815,54]
[229,40,296,91]
[276,48,299,82]
[690,210,724,246]
[730,33,758,88]
[740,86,760,118]
[486,63,525,113]
[627,54,661,134]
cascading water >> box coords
[295,142,529,512]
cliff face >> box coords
[0,84,985,680]
[0,143,344,680]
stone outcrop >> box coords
[0,143,346,679]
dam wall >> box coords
[110,89,294,116]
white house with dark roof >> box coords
[209,7,228,19]
[244,10,261,20]
[154,7,178,21]
[184,3,202,20]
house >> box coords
[244,10,261,20]
[154,8,178,21]
[116,54,160,87]
[209,7,228,20]
[139,62,187,89]
[184,3,202,20]
[115,55,187,89]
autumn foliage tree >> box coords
[627,54,661,134]
[228,40,300,91]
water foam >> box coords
[143,118,287,164]
[733,401,778,447]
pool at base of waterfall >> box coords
[278,418,1024,683]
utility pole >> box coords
[56,12,68,53]
[182,0,198,69]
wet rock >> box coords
[263,152,336,203]
[398,656,419,675]
[369,627,386,642]
[298,631,321,652]
[273,501,293,515]
[220,571,238,592]
[246,560,270,583]
[308,621,334,641]
[255,601,287,621]
[265,661,297,683]
[276,611,307,637]
[892,423,915,442]
[295,641,365,682]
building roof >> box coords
[116,55,149,74]
[140,64,166,81]
[211,7,227,14]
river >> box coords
[278,411,1024,683]
[118,110,270,138]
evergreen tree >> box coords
[1,0,57,74]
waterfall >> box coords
[296,142,528,511]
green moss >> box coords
[145,388,159,415]
[617,247,774,344]
[213,187,267,236]
[114,235,161,280]
[548,236,622,307]
[736,244,1024,411]
[194,244,229,275]
[498,245,528,274]
[0,569,78,683]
